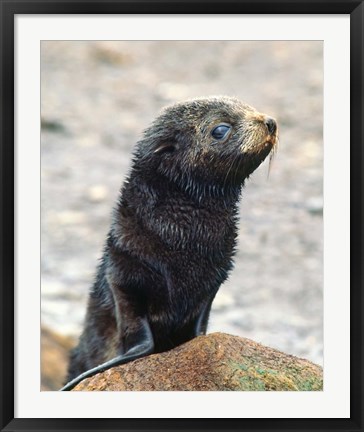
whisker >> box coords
[267,137,279,179]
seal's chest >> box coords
[155,206,236,251]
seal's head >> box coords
[135,96,278,194]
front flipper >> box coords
[60,316,154,391]
[193,297,215,337]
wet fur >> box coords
[66,96,277,386]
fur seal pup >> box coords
[62,96,278,391]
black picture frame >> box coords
[1,1,363,431]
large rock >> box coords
[73,333,323,391]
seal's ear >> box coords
[153,142,175,154]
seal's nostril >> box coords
[265,117,277,135]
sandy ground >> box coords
[41,41,323,380]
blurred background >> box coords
[41,41,323,390]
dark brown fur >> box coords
[63,96,278,390]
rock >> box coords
[306,196,323,215]
[87,185,108,203]
[57,210,87,225]
[41,326,75,391]
[41,117,66,133]
[91,42,133,66]
[72,332,323,391]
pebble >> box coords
[87,185,108,202]
[306,196,323,215]
[212,291,235,309]
[157,82,190,101]
[54,210,86,225]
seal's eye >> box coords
[211,124,231,140]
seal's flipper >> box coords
[61,317,154,391]
[193,297,215,337]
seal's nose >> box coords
[264,117,277,135]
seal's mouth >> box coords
[241,129,279,178]
[262,127,279,151]
[239,114,278,156]
[254,132,278,160]
[265,132,279,177]
[266,138,278,155]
